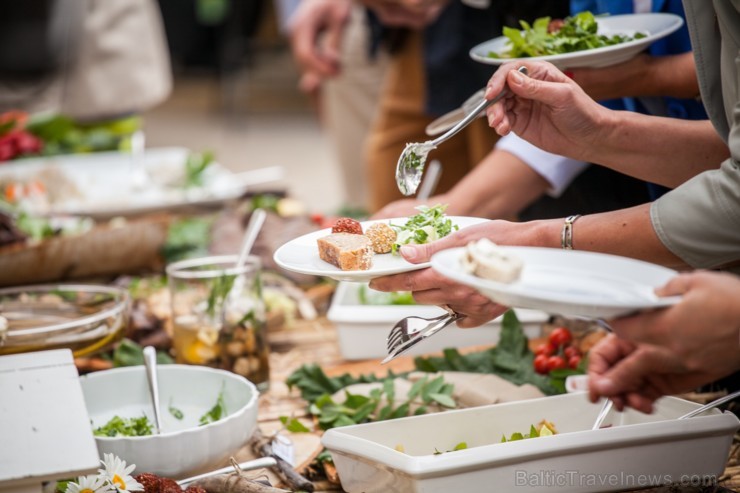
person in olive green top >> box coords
[370,0,740,410]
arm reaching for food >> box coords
[569,52,700,101]
[372,147,555,220]
[588,271,740,413]
[484,62,728,188]
[288,0,352,79]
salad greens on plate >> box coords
[489,11,646,59]
[390,204,458,254]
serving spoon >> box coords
[143,345,163,434]
[395,66,528,196]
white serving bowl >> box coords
[323,392,739,493]
[80,365,258,478]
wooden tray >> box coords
[0,215,170,286]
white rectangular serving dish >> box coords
[328,282,547,360]
[322,392,739,493]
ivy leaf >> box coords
[389,402,410,420]
[428,393,456,408]
[279,416,311,433]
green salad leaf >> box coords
[93,415,154,437]
[112,338,174,368]
[161,216,212,263]
[199,385,227,426]
[489,11,646,59]
[390,204,458,254]
[184,150,214,188]
[357,284,415,305]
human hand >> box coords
[588,271,740,413]
[358,0,448,28]
[586,335,735,414]
[288,0,352,79]
[368,220,537,327]
[484,61,612,162]
[608,271,740,373]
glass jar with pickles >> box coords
[166,255,270,390]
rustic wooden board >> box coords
[0,215,170,286]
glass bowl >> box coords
[0,284,129,357]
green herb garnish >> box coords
[391,204,458,254]
[433,442,468,455]
[206,273,236,318]
[489,11,646,59]
[112,338,174,368]
[93,415,154,437]
[161,217,212,263]
[302,375,455,431]
[199,385,227,425]
[184,150,214,188]
[357,285,415,306]
[501,422,555,442]
[169,398,184,420]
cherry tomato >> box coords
[546,355,567,372]
[564,346,581,359]
[309,213,324,226]
[533,354,550,375]
[534,343,556,357]
[548,327,573,348]
[568,355,582,370]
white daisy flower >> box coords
[98,453,144,492]
[65,474,111,493]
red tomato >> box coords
[546,355,567,372]
[309,213,324,226]
[564,346,581,359]
[548,327,573,348]
[14,131,42,154]
[533,354,550,375]
[534,343,556,357]
[568,355,582,370]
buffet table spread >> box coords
[232,316,740,493]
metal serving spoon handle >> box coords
[143,345,164,434]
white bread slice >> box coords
[317,233,374,271]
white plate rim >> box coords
[273,216,488,282]
[469,12,684,68]
[430,246,681,317]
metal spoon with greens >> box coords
[395,67,528,195]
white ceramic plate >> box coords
[273,216,488,282]
[430,246,681,318]
[0,148,283,219]
[470,13,683,68]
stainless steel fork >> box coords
[382,307,465,364]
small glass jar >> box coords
[166,255,270,391]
